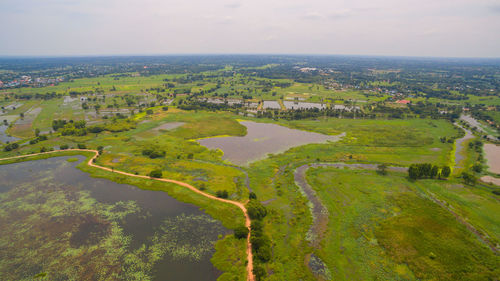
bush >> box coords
[3,143,19,151]
[142,149,165,159]
[253,265,266,281]
[60,144,69,150]
[88,126,104,133]
[216,190,229,198]
[377,164,388,175]
[247,200,267,220]
[441,166,451,178]
[146,109,154,115]
[234,226,249,239]
[149,169,162,178]
[249,192,257,200]
[77,144,86,149]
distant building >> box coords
[396,99,411,104]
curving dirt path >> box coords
[0,149,255,281]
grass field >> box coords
[307,167,499,280]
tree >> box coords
[253,265,266,281]
[216,190,229,198]
[34,128,40,137]
[377,164,388,175]
[461,172,476,185]
[234,226,249,239]
[472,164,482,173]
[408,164,419,180]
[149,169,162,178]
[247,200,267,220]
[249,192,257,200]
[441,166,451,178]
[430,165,439,178]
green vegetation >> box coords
[1,56,499,280]
[307,167,499,280]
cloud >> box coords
[225,2,241,9]
[328,9,353,20]
[302,11,323,20]
[488,4,500,14]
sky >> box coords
[1,0,499,57]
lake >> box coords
[0,156,227,281]
[198,121,344,165]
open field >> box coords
[307,167,499,280]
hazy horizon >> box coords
[1,0,500,58]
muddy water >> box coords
[483,143,500,174]
[0,156,227,281]
[198,121,345,165]
[0,124,19,143]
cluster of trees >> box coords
[215,190,229,198]
[408,163,451,180]
[29,135,48,145]
[149,169,162,178]
[59,120,87,136]
[245,197,271,281]
[142,148,165,159]
[3,142,19,151]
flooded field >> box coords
[0,124,19,143]
[0,156,227,281]
[483,143,500,174]
[198,121,344,165]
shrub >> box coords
[234,226,249,239]
[216,190,229,198]
[247,200,267,220]
[60,144,69,150]
[253,265,266,281]
[3,143,19,151]
[149,169,162,178]
[142,149,165,159]
[249,192,257,200]
[77,144,86,149]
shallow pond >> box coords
[0,124,19,143]
[0,156,227,281]
[198,121,344,165]
[483,143,500,174]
